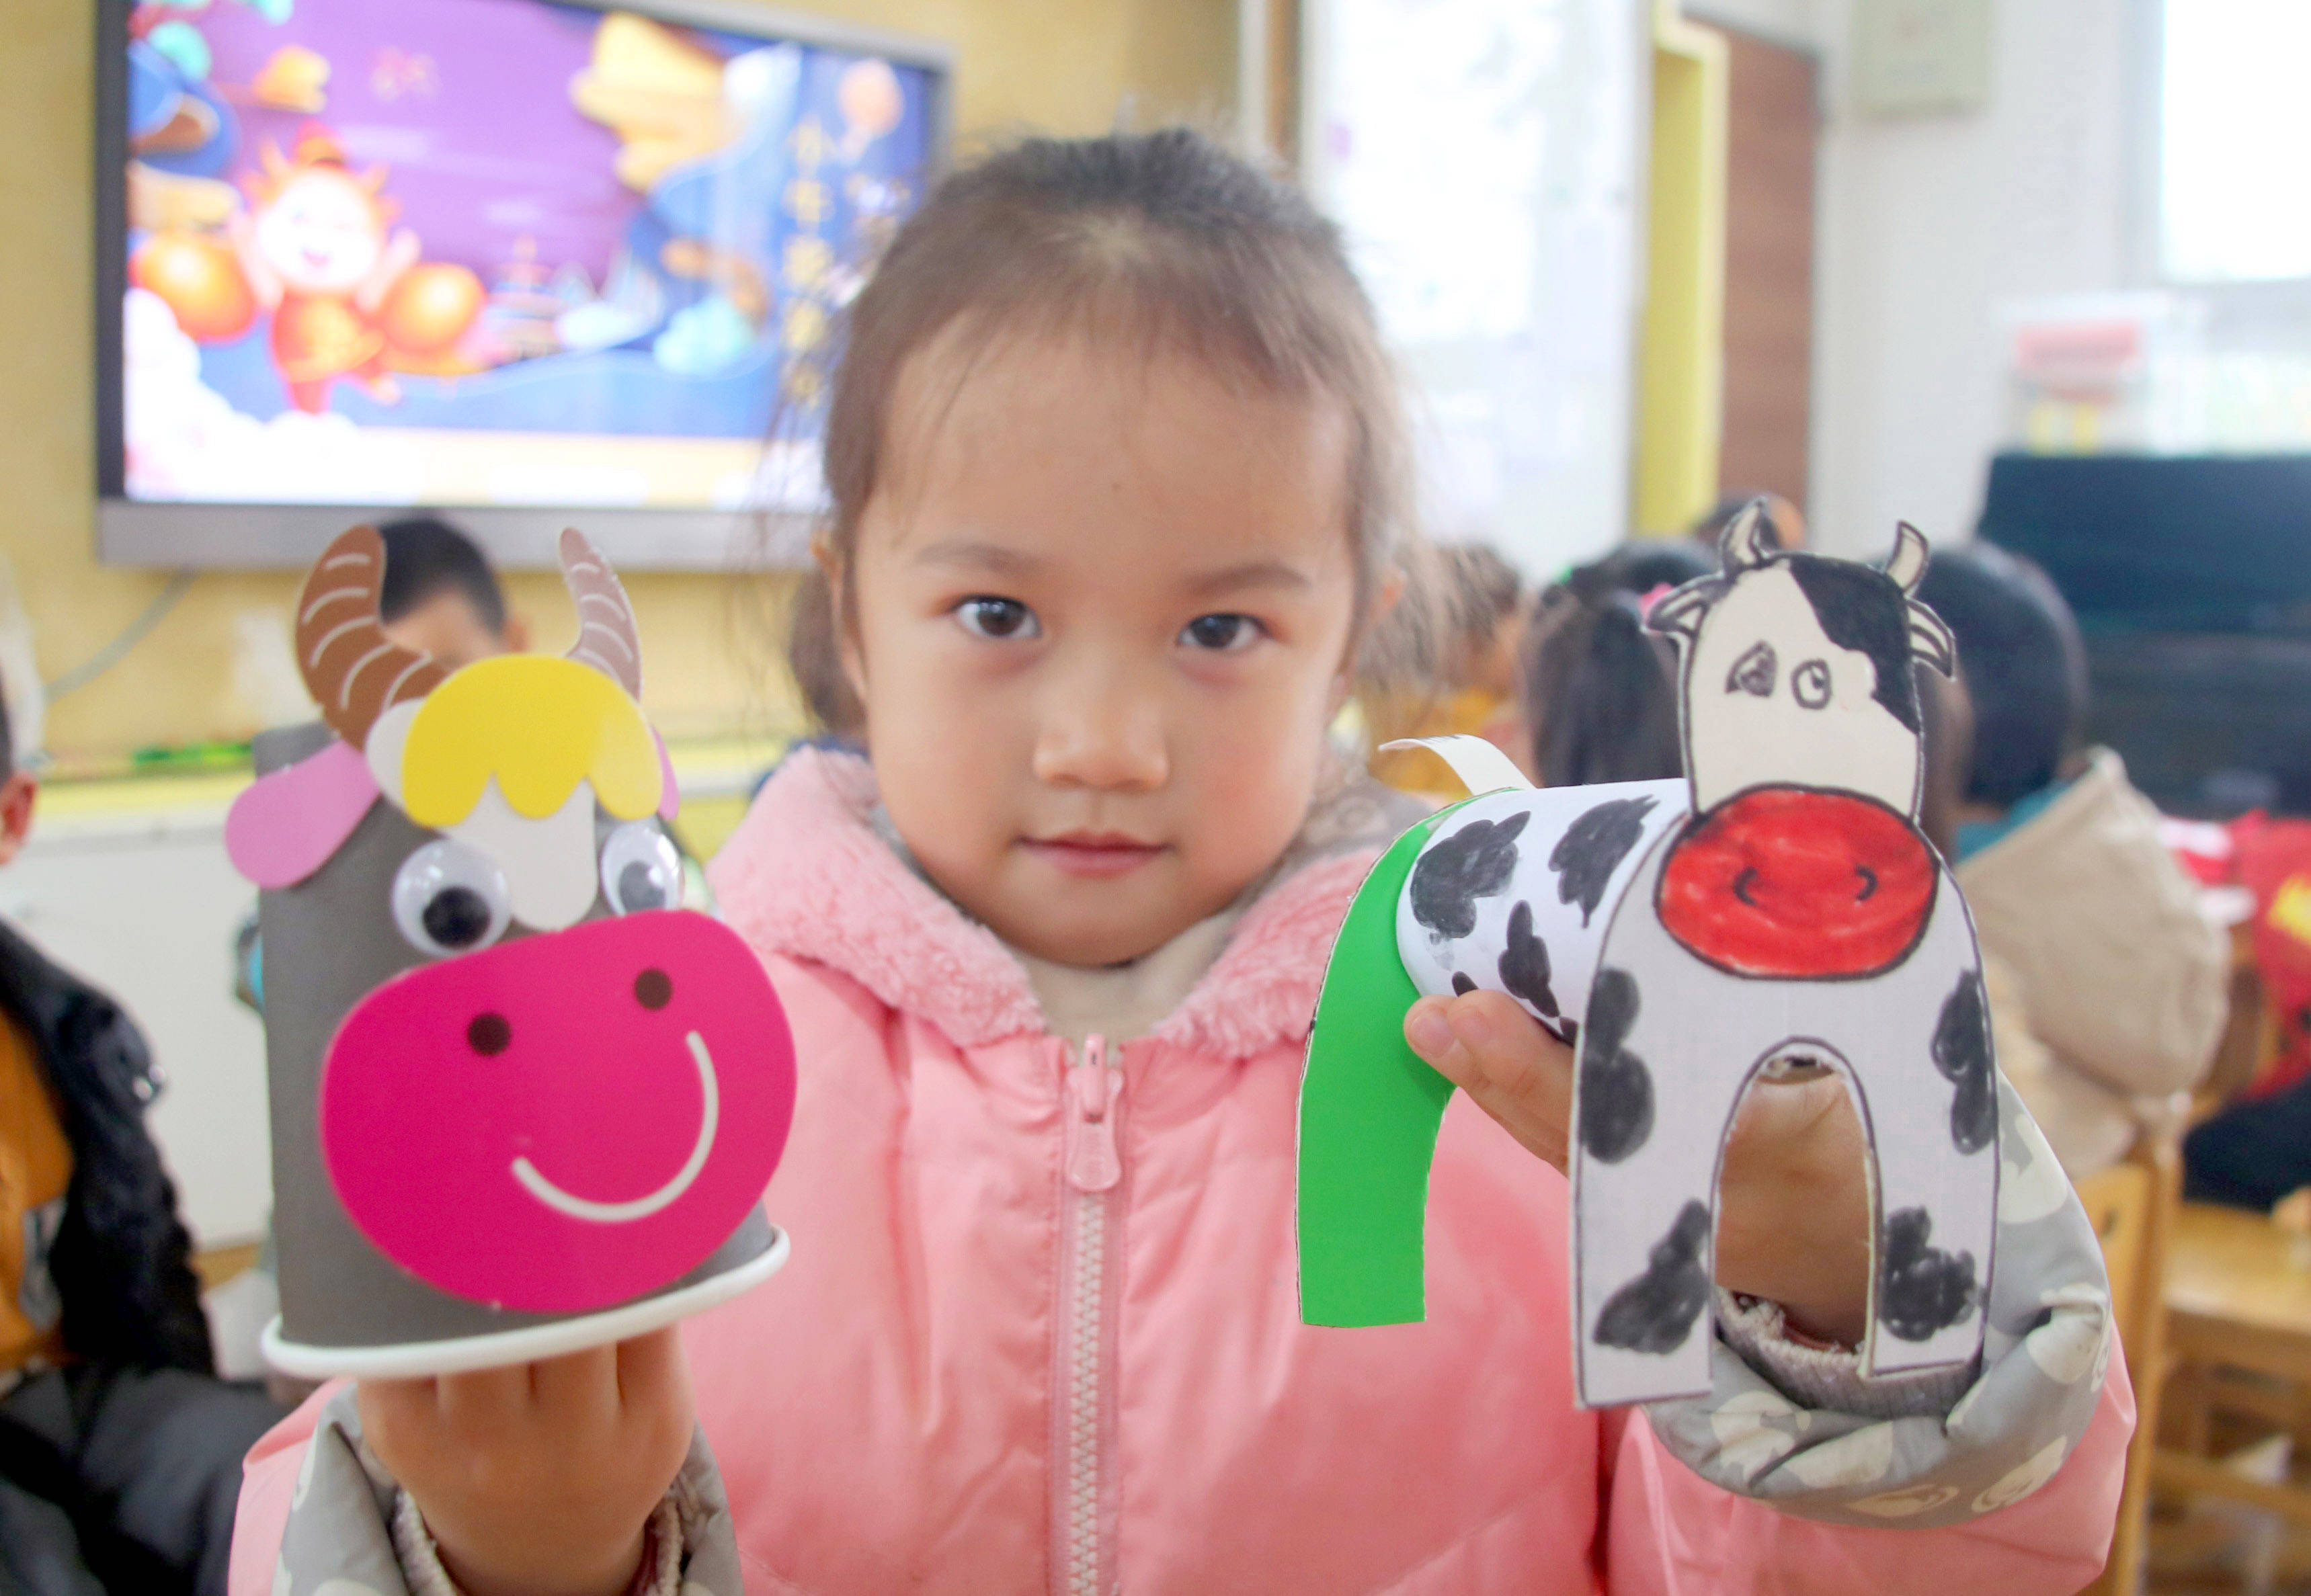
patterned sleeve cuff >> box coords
[1639,1079,2115,1529]
[1715,1290,1974,1421]
[390,1491,684,1596]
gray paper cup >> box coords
[251,724,790,1379]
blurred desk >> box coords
[2156,1202,2311,1527]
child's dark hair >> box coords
[786,128,1428,732]
[1913,540,2087,808]
[378,517,509,636]
[1521,542,1715,786]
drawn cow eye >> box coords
[1792,659,1832,709]
[391,840,512,958]
[1726,640,1776,697]
[600,822,682,915]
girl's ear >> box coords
[813,534,870,707]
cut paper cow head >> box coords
[228,525,793,1316]
[232,523,678,925]
[1647,504,1956,816]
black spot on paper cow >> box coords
[1410,811,1528,939]
[1577,967,1652,1163]
[1593,1200,1712,1354]
[1497,901,1559,1019]
[1877,1207,1979,1341]
[1549,796,1658,927]
[1932,970,1996,1155]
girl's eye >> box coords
[1180,614,1262,653]
[954,597,1039,640]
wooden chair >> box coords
[2154,1198,2311,1516]
[2076,1134,2181,1596]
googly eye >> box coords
[600,821,683,916]
[391,840,513,958]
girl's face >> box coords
[840,329,1361,968]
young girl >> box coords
[233,132,2129,1596]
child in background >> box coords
[373,516,528,668]
[1365,540,1523,793]
[1917,541,2226,1181]
[1519,540,1714,786]
[0,673,282,1596]
[234,132,2127,1596]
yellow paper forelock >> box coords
[398,654,661,829]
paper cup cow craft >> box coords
[1298,507,1998,1409]
[229,526,796,1378]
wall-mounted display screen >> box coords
[98,0,948,567]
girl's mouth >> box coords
[1022,831,1168,879]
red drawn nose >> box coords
[1656,786,1936,980]
[319,911,796,1314]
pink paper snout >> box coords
[320,910,795,1314]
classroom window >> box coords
[2160,0,2311,283]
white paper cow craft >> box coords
[1296,505,1998,1410]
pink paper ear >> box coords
[227,739,382,888]
[655,731,680,823]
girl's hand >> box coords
[356,1329,694,1596]
[1406,991,1872,1345]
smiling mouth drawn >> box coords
[510,1031,719,1224]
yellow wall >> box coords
[1,0,1233,763]
[1631,3,1727,538]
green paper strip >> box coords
[1296,802,1465,1327]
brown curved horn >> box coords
[294,525,446,749]
[559,527,643,699]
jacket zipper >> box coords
[1056,1034,1122,1595]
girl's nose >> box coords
[1032,671,1170,792]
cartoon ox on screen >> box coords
[230,525,794,1377]
[1297,505,1998,1409]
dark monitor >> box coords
[1978,452,2311,636]
[1977,452,2311,814]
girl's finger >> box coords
[615,1327,689,1411]
[436,1361,532,1427]
[1405,999,1469,1082]
[354,1376,440,1462]
[529,1342,620,1424]
[1447,992,1570,1112]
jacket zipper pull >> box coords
[1066,1035,1122,1193]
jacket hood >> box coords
[707,748,1397,1060]
[1954,745,2227,1103]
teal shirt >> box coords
[1953,779,2072,865]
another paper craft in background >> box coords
[1297,507,1998,1409]
[227,525,795,1378]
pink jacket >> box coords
[233,750,2132,1594]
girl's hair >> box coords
[785,128,1431,731]
[1521,542,1715,787]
